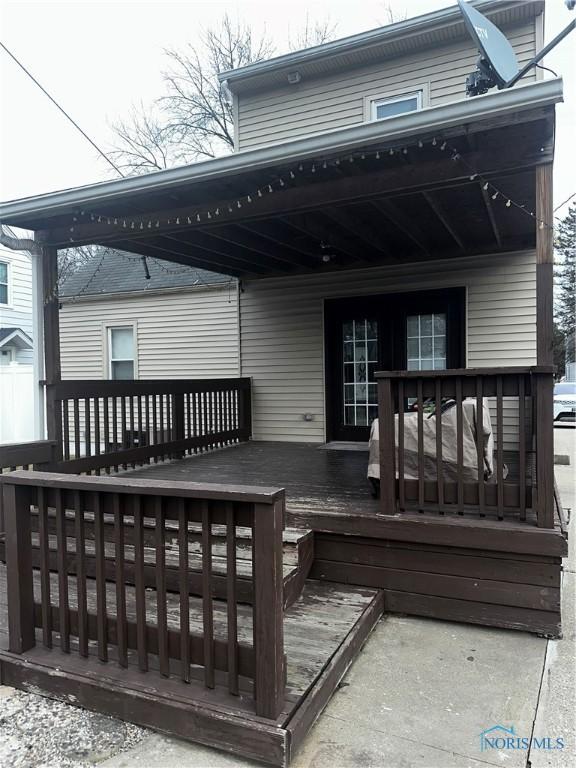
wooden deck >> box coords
[0,562,383,765]
[127,441,380,519]
[124,441,567,639]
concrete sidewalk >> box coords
[1,428,574,768]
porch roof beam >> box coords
[39,143,551,249]
[422,191,466,253]
[369,198,431,257]
[479,182,503,249]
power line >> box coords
[554,191,576,214]
[0,41,124,178]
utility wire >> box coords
[0,41,124,178]
[554,191,576,213]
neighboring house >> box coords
[59,252,239,381]
[0,246,33,366]
[0,3,569,765]
[0,246,34,443]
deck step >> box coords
[0,524,314,610]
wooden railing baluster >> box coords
[202,500,215,688]
[398,380,405,512]
[74,490,89,657]
[455,377,464,515]
[435,378,444,513]
[496,376,504,520]
[156,496,169,677]
[226,501,239,695]
[37,486,52,647]
[133,494,148,672]
[476,377,485,517]
[417,379,424,512]
[178,498,190,683]
[55,488,70,653]
[113,493,128,667]
[519,375,527,521]
[93,491,108,662]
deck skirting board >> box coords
[311,534,563,637]
[0,648,289,766]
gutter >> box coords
[0,77,563,226]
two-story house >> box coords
[0,2,568,765]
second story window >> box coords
[370,91,423,121]
[0,261,9,305]
[108,325,136,379]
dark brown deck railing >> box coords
[376,366,555,528]
[1,471,285,719]
[0,441,57,534]
[45,378,252,474]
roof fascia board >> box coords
[0,78,562,227]
[218,1,540,90]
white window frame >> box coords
[364,84,429,123]
[0,260,11,307]
[103,322,138,379]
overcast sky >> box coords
[1,0,574,217]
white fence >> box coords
[0,364,34,444]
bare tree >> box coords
[288,15,338,52]
[109,15,274,174]
[0,226,102,285]
[379,3,408,25]
[109,13,337,176]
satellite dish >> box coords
[457,0,518,95]
[458,0,575,97]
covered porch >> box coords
[0,77,569,765]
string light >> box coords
[66,132,555,240]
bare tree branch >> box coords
[0,226,41,255]
[108,13,336,176]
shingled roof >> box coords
[59,250,233,299]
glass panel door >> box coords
[342,319,379,427]
[406,313,447,370]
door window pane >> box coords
[406,313,447,371]
[343,318,378,426]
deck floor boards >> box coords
[126,441,380,518]
[0,563,379,720]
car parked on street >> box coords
[553,381,576,425]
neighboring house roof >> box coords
[0,78,562,233]
[59,251,232,299]
[219,1,544,95]
[0,327,33,349]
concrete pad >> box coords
[291,712,495,768]
[100,732,256,767]
[530,571,576,768]
[325,615,547,767]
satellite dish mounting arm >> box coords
[504,19,575,88]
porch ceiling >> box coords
[0,81,559,280]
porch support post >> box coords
[42,245,63,461]
[535,164,554,528]
[30,253,46,439]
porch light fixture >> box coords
[287,71,301,84]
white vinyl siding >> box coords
[237,22,536,150]
[239,251,537,443]
[0,247,33,364]
[60,285,239,380]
